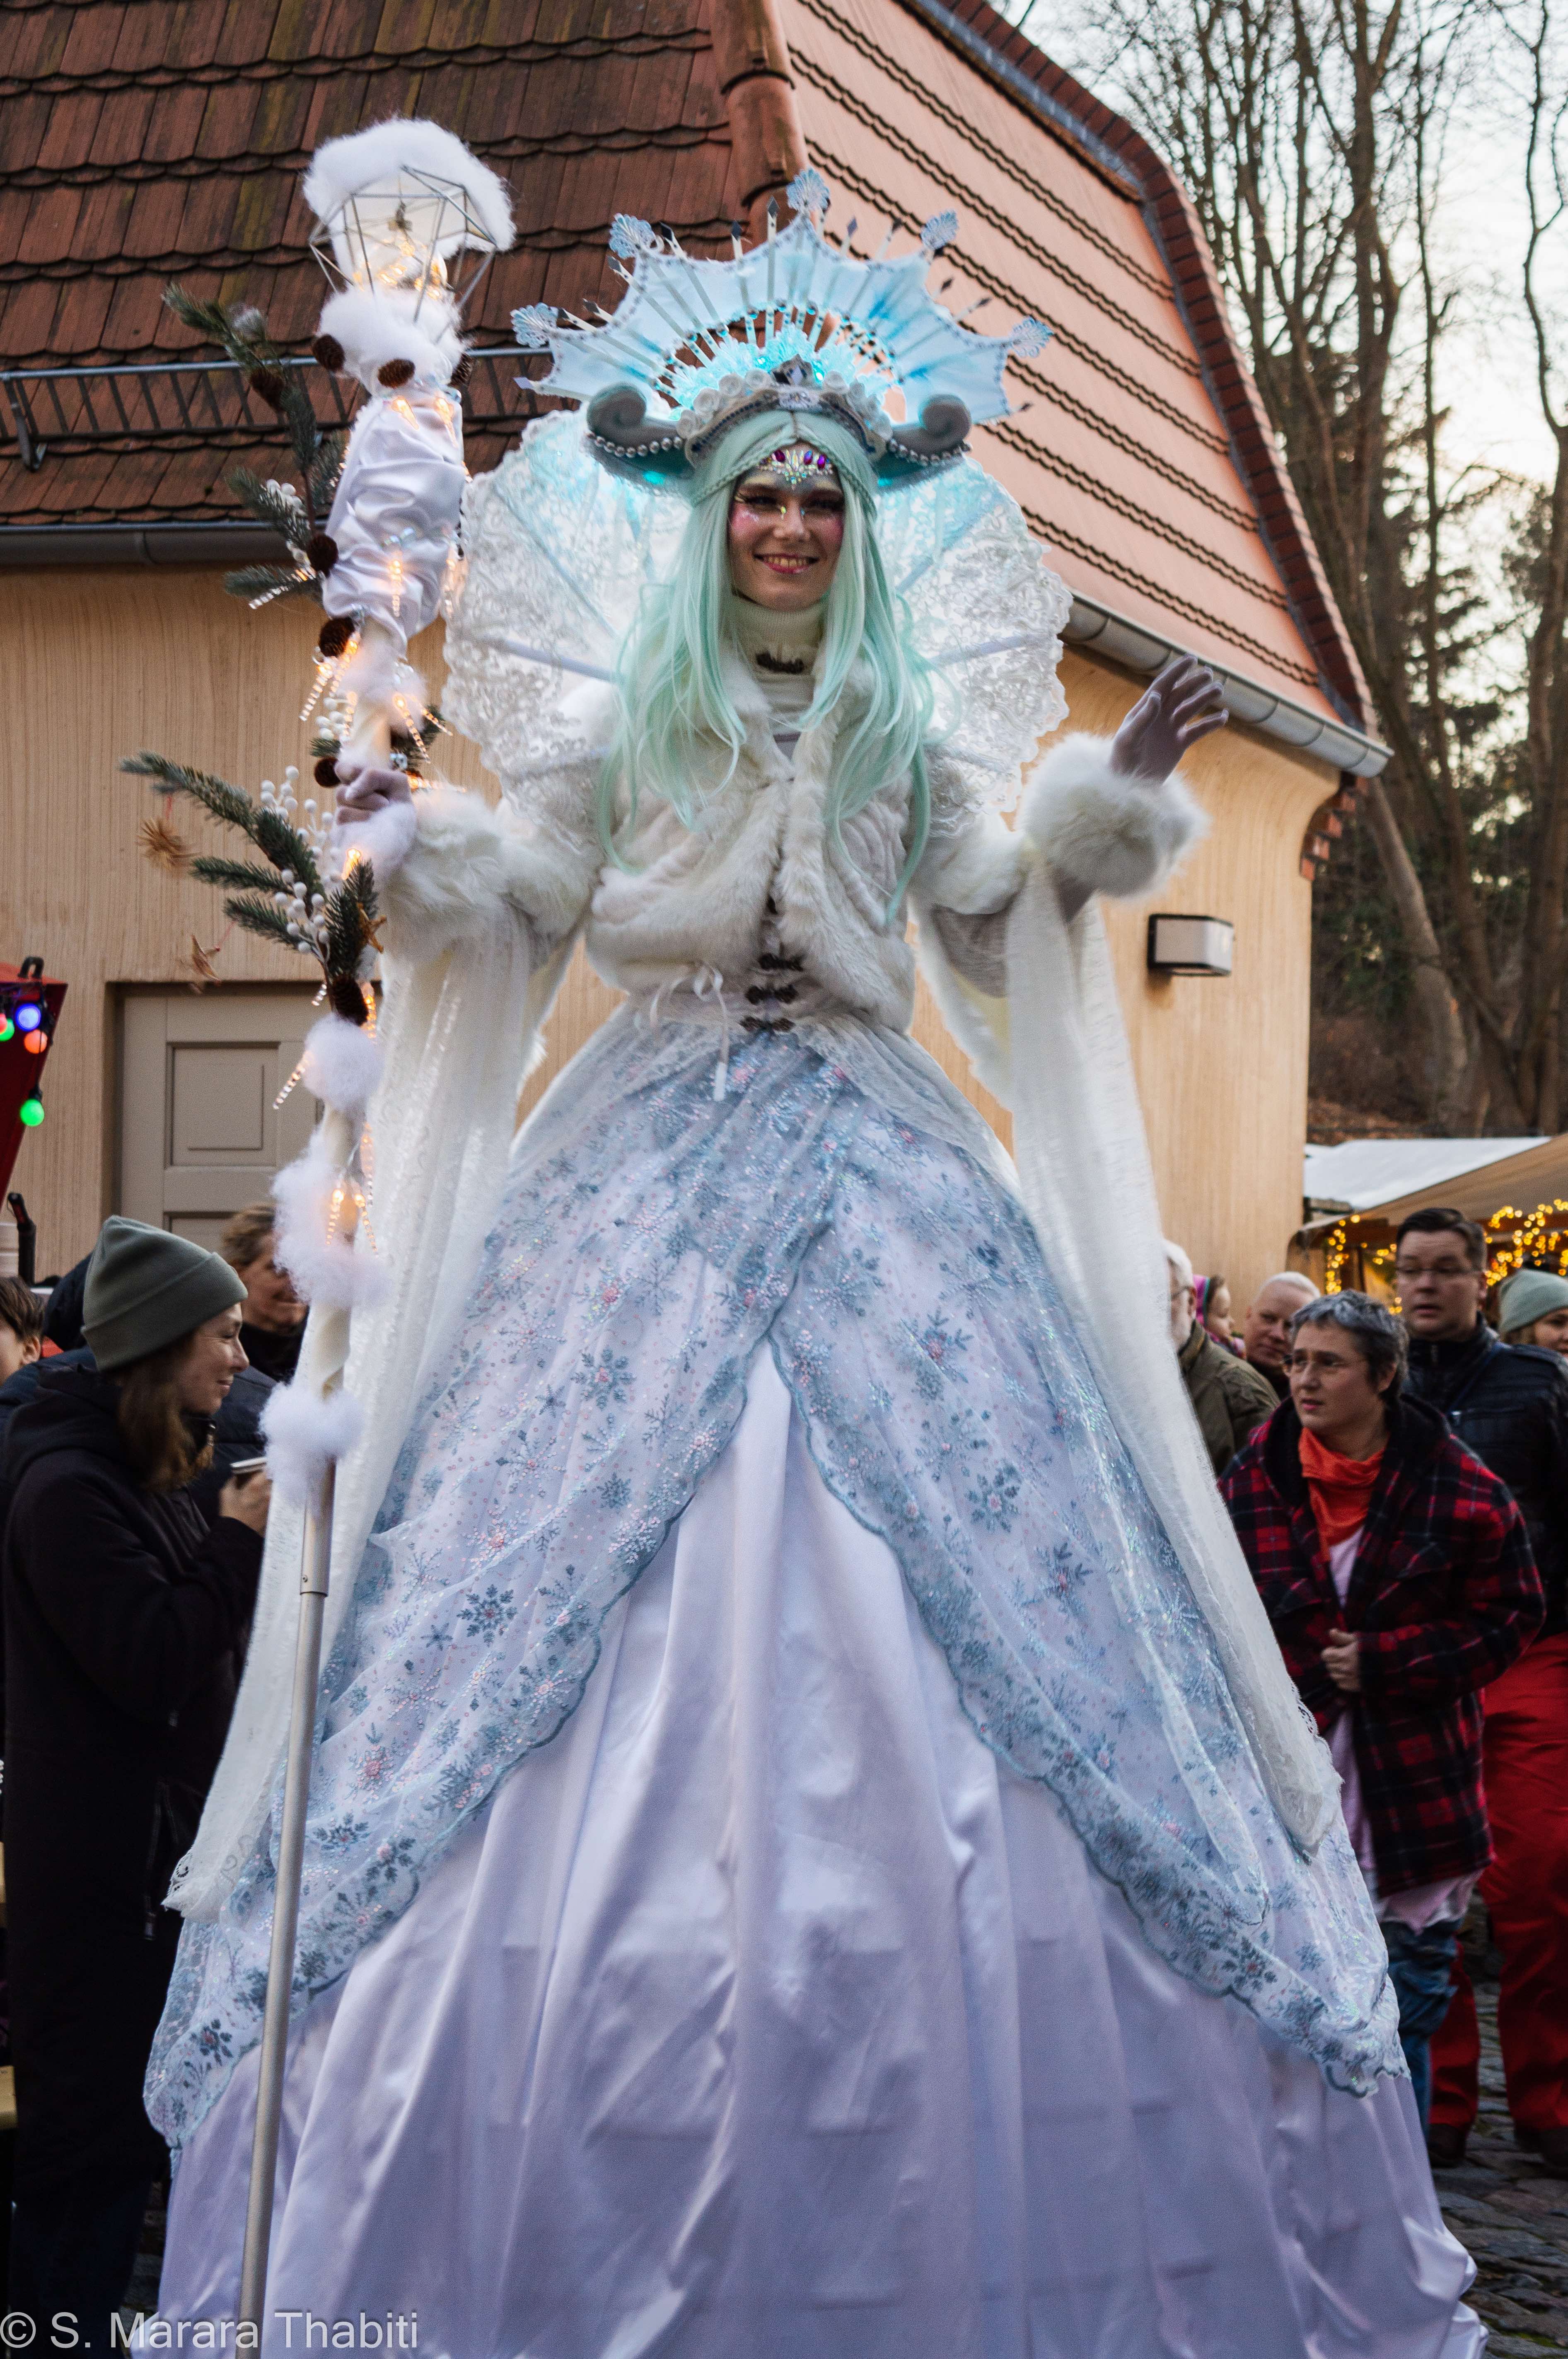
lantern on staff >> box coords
[304,119,515,395]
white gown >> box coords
[150,1014,1480,2358]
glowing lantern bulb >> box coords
[22,1029,46,1055]
[18,1095,43,1128]
[0,1015,12,1042]
[14,1001,41,1033]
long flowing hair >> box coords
[598,410,934,916]
[117,1333,213,1494]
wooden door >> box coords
[119,987,321,1248]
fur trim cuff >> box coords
[332,795,418,881]
[1020,736,1208,900]
[378,784,587,961]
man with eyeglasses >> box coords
[1396,1205,1568,2172]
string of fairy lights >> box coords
[1,966,51,1131]
[1322,1200,1568,1297]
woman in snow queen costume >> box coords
[152,169,1480,2354]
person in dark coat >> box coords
[1222,1290,1543,2133]
[1394,1207,1568,2170]
[1165,1239,1276,1475]
[220,1202,306,1386]
[1,1218,271,2351]
[0,1347,273,1535]
[40,1254,89,1356]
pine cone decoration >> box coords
[377,358,416,389]
[449,353,473,389]
[248,366,285,408]
[307,532,339,576]
[312,333,347,373]
[318,615,355,659]
[314,756,340,788]
[329,974,371,1025]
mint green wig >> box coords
[598,409,935,919]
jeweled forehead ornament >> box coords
[749,438,840,491]
[512,168,1051,490]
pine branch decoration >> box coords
[162,285,348,586]
[123,752,260,837]
[126,752,374,1019]
[189,855,292,895]
[229,467,311,542]
[222,562,319,607]
[126,293,382,1024]
[222,893,303,950]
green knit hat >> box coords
[1497,1265,1568,1340]
[83,1217,245,1373]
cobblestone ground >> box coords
[1433,1974,1568,2353]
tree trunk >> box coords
[1359,776,1470,1124]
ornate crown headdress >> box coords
[513,168,1050,487]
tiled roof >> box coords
[1,0,742,524]
[0,0,1372,741]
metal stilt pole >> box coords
[237,1461,336,2334]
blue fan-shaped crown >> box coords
[512,170,1050,484]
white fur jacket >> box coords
[365,611,1206,1034]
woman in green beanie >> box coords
[0,1219,272,2353]
[1498,1266,1568,1355]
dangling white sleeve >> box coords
[915,738,1336,1858]
[321,389,467,651]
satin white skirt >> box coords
[159,1354,1479,2358]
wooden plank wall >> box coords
[4,572,1331,1301]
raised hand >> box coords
[1109,655,1227,784]
[333,763,414,825]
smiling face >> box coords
[174,1304,249,1418]
[236,1239,306,1335]
[727,460,846,610]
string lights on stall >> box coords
[1320,1200,1568,1299]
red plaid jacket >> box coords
[1222,1394,1543,1895]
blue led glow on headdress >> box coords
[512,169,1051,486]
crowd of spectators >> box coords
[0,1175,1565,2342]
[1161,1207,1568,2176]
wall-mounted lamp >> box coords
[1147,914,1235,977]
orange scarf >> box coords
[1299,1426,1384,1552]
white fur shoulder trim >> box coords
[1020,736,1208,900]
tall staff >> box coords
[127,121,514,2328]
